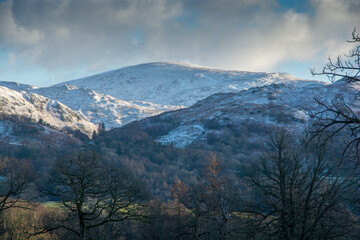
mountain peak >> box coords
[54,62,320,106]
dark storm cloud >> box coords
[0,0,359,84]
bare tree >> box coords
[308,28,360,162]
[245,131,357,240]
[308,96,360,162]
[310,28,359,82]
[38,151,147,240]
[171,154,239,240]
[0,157,35,215]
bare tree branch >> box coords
[37,151,147,240]
[310,28,360,83]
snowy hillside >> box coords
[0,81,182,130]
[55,62,322,106]
[32,84,182,129]
[0,119,83,147]
[0,62,325,135]
[119,79,356,149]
[0,86,97,136]
[0,81,38,91]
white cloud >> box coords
[0,0,359,85]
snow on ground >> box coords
[55,62,322,107]
[157,124,205,148]
[0,86,97,136]
[152,80,359,148]
[0,119,83,147]
[32,85,183,129]
[0,62,327,136]
[0,81,38,91]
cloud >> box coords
[172,0,360,71]
[0,1,43,45]
[0,0,359,85]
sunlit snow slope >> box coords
[0,86,97,136]
[33,84,182,129]
[1,62,324,133]
[55,62,321,106]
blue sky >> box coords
[0,0,359,86]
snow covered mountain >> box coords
[0,86,97,136]
[0,81,39,91]
[2,62,321,131]
[115,79,357,150]
[0,62,326,139]
[55,62,321,106]
[0,81,182,130]
[32,84,182,129]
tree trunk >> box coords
[80,217,86,240]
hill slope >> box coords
[115,79,354,152]
[0,62,324,134]
[0,86,97,136]
[55,62,322,106]
[32,84,182,129]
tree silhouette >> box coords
[38,151,147,240]
[0,157,35,215]
[246,131,356,240]
[309,28,360,162]
[171,154,239,240]
[310,28,359,82]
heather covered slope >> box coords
[116,79,355,153]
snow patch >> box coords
[294,109,309,121]
[157,124,205,148]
